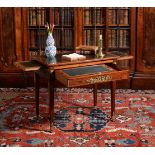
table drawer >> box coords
[55,64,129,87]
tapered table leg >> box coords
[110,81,116,121]
[48,74,55,131]
[93,84,97,106]
[34,72,40,118]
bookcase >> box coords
[27,7,135,63]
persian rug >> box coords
[0,88,155,147]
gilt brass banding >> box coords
[86,75,112,84]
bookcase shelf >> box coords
[108,7,130,25]
[28,25,46,29]
[109,24,130,27]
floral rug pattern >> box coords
[0,88,155,147]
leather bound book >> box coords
[75,45,98,55]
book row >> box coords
[84,8,105,25]
[108,8,129,25]
[28,29,129,51]
[28,29,47,50]
[108,29,130,48]
[53,29,74,49]
[28,8,47,26]
[29,29,74,50]
[52,8,74,26]
[83,29,105,46]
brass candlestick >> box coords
[96,34,105,58]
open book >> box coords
[62,53,86,61]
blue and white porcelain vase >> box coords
[45,33,56,58]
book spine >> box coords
[29,8,33,26]
[96,8,100,25]
[114,9,117,24]
[37,8,42,25]
[111,29,114,48]
[41,8,45,25]
[32,8,36,26]
[126,30,130,47]
[120,29,123,48]
[84,8,89,25]
[119,9,124,24]
[29,30,35,49]
[124,9,129,25]
[84,30,86,45]
[108,9,112,24]
[108,30,111,48]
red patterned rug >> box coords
[0,88,155,147]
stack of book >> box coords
[76,45,98,55]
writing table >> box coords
[15,53,133,130]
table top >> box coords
[31,52,133,70]
[32,53,117,67]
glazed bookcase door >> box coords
[50,8,74,52]
[28,7,49,57]
[82,7,106,48]
[27,7,74,56]
[80,7,136,70]
[107,8,130,53]
[107,7,131,69]
[81,7,131,53]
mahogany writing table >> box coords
[15,53,133,130]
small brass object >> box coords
[110,116,115,122]
[87,75,112,84]
[96,34,105,58]
[113,59,118,65]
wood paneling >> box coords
[0,72,27,87]
[0,8,29,73]
[130,8,136,72]
[0,8,16,72]
[131,7,155,89]
[137,8,155,72]
[14,8,29,61]
[132,72,155,89]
